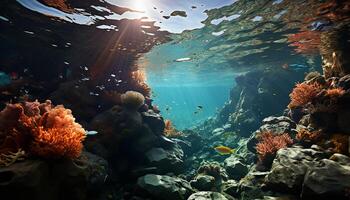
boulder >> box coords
[259,116,296,136]
[0,152,108,200]
[137,174,194,200]
[224,156,248,180]
[264,147,327,193]
[141,109,165,135]
[301,156,350,200]
[187,191,230,200]
[222,180,239,197]
[145,145,184,174]
[190,174,215,191]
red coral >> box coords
[288,82,322,109]
[0,100,86,160]
[256,132,293,163]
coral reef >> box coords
[0,100,86,161]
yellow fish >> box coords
[214,145,235,155]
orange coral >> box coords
[0,100,86,160]
[163,119,182,138]
[296,129,324,143]
[29,106,86,159]
[326,88,345,98]
[256,132,293,162]
[288,82,322,109]
[330,134,348,154]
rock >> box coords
[329,153,350,165]
[145,145,184,174]
[0,152,108,200]
[338,75,350,89]
[302,157,350,199]
[137,174,194,200]
[224,156,248,180]
[259,116,296,136]
[142,109,165,135]
[222,180,239,197]
[187,191,229,200]
[190,174,215,191]
[264,147,327,193]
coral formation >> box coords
[120,91,145,110]
[288,82,322,109]
[164,119,182,138]
[0,100,86,161]
[255,132,293,164]
[296,129,324,145]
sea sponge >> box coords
[0,100,86,161]
[288,82,322,109]
[256,132,293,163]
[120,91,145,110]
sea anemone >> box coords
[120,91,145,110]
[325,88,345,98]
[288,82,322,109]
[256,132,293,164]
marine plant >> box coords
[256,132,293,164]
[304,71,321,81]
[164,119,182,138]
[288,82,322,109]
[120,91,145,110]
[0,100,86,163]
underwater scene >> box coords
[0,0,350,199]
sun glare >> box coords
[131,0,148,12]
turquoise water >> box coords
[150,85,232,130]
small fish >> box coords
[86,130,98,135]
[214,145,235,155]
[197,105,203,109]
[282,63,289,70]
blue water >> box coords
[150,85,232,130]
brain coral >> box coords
[120,91,145,110]
[0,100,86,160]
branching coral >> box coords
[256,132,293,163]
[163,119,182,138]
[29,106,86,159]
[288,82,322,109]
[0,100,86,162]
[325,88,345,98]
[120,91,145,110]
[296,129,324,144]
[0,148,26,167]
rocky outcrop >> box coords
[187,191,232,200]
[0,152,108,200]
[145,145,184,174]
[136,174,194,200]
[302,154,350,200]
[224,156,248,180]
[264,146,327,193]
[190,174,216,191]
